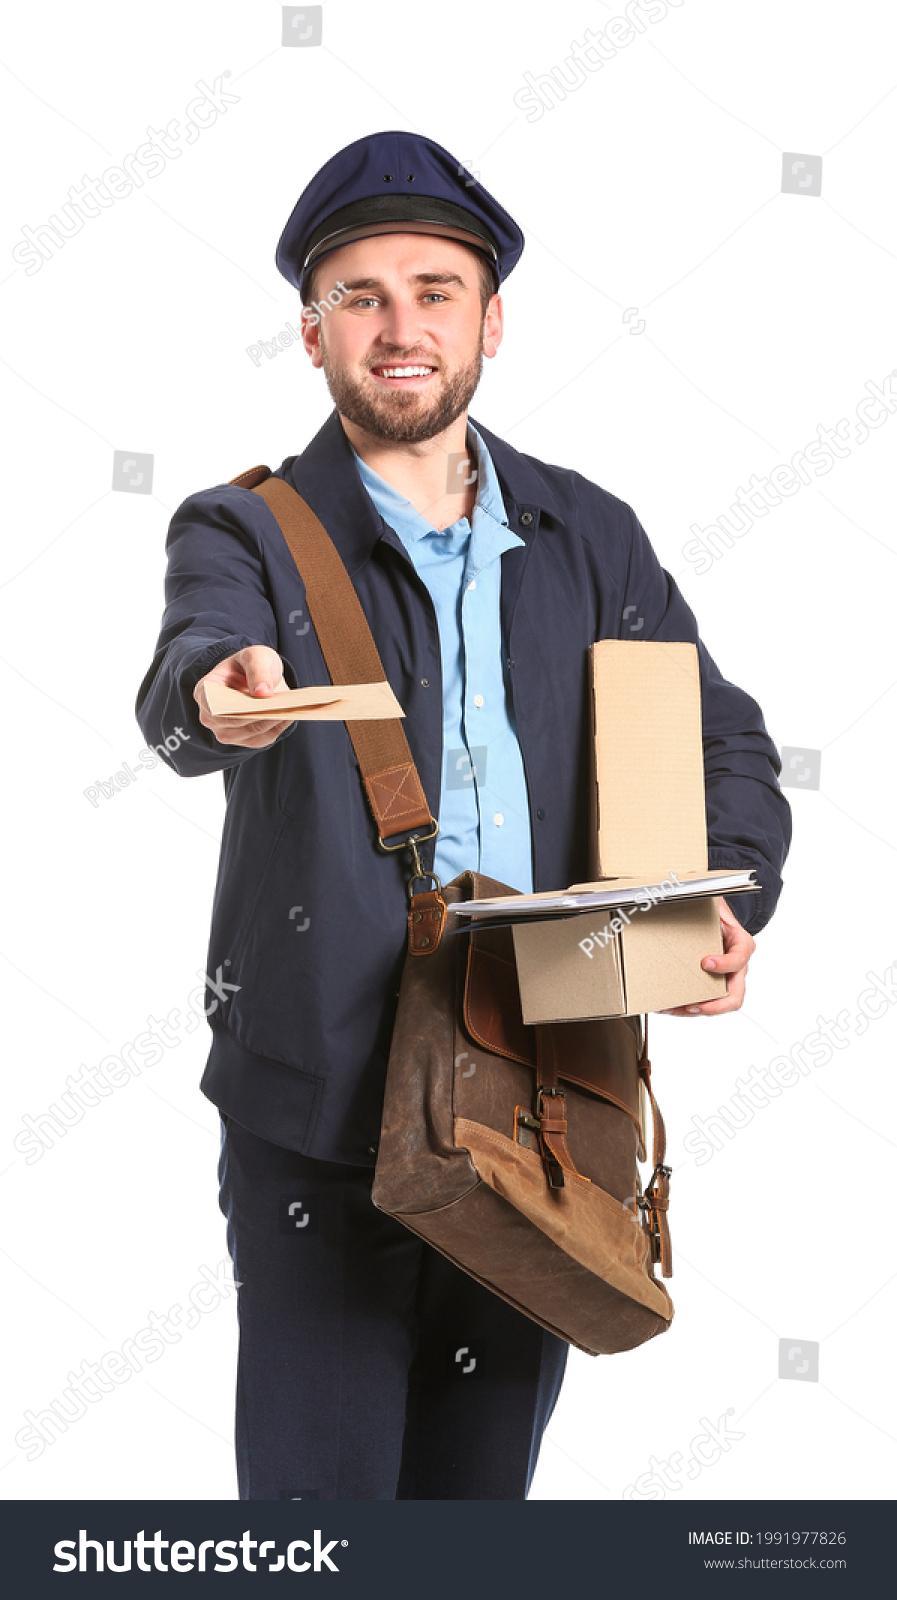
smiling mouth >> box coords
[368,363,437,385]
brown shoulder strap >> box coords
[229,465,434,846]
[638,1016,673,1278]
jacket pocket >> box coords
[220,812,292,979]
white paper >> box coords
[449,868,758,921]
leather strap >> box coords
[638,1016,673,1277]
[534,1024,586,1188]
[230,465,434,843]
[407,888,447,955]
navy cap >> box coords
[276,130,524,299]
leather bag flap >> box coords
[463,924,643,1137]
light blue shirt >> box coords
[350,424,534,893]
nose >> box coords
[375,295,428,355]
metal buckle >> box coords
[645,1162,672,1194]
[377,818,439,853]
[635,1190,661,1253]
[535,1085,566,1118]
[533,1087,567,1188]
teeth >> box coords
[375,366,434,378]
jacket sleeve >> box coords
[619,505,792,936]
[135,486,299,777]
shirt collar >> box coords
[347,423,511,549]
[278,409,568,578]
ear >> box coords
[482,293,503,360]
[300,305,324,369]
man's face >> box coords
[301,233,502,443]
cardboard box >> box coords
[511,641,730,1022]
[587,640,708,880]
[512,884,725,1023]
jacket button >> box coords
[367,1144,378,1156]
[520,511,533,526]
[537,807,546,820]
[421,677,430,687]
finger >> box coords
[701,949,752,975]
[198,713,249,740]
[717,897,745,929]
[237,645,285,696]
[232,722,291,747]
[659,998,730,1017]
[681,967,750,1016]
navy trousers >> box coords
[217,1113,569,1500]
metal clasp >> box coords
[645,1162,672,1194]
[377,820,441,903]
[404,836,443,904]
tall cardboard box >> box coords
[511,641,730,1022]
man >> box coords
[135,131,791,1501]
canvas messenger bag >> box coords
[229,464,675,1357]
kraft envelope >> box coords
[205,680,405,722]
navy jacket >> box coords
[135,409,791,1165]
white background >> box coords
[1,0,896,1503]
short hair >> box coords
[302,246,498,316]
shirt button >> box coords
[494,812,504,827]
[473,693,484,707]
[468,579,477,590]
[421,677,430,687]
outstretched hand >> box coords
[194,646,292,748]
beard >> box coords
[319,337,485,444]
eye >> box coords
[352,296,379,308]
[422,293,448,303]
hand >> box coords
[658,897,756,1017]
[194,645,292,748]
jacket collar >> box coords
[279,408,568,575]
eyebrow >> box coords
[337,272,468,291]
